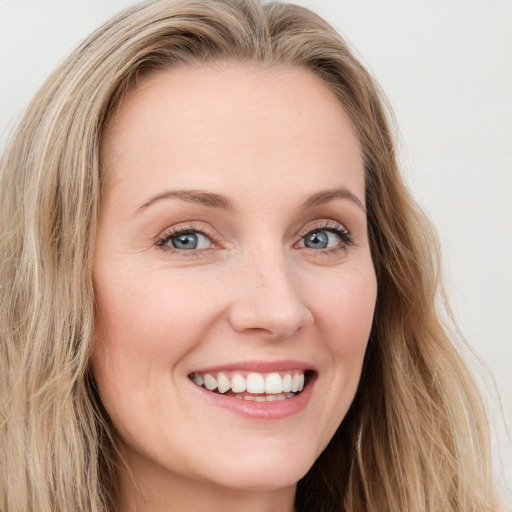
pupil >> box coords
[172,233,198,250]
[306,231,328,249]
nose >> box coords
[227,251,314,340]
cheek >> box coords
[299,265,376,451]
[314,264,376,418]
[93,269,209,356]
[316,266,377,355]
[90,267,231,420]
[90,275,202,439]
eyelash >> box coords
[155,220,352,255]
[155,224,218,254]
[296,221,353,254]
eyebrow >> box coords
[135,185,365,215]
[301,186,366,212]
[135,189,237,214]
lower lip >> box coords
[192,375,316,420]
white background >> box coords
[1,0,510,502]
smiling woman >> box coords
[92,65,377,507]
[0,1,503,512]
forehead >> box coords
[100,63,364,206]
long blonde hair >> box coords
[0,0,501,510]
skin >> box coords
[92,63,377,512]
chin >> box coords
[195,441,318,492]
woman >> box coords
[0,0,502,511]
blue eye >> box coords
[159,231,212,250]
[299,229,346,250]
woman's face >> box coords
[92,64,377,502]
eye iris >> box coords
[305,231,329,249]
[171,233,198,250]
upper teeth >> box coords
[190,370,305,394]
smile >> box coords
[188,370,308,401]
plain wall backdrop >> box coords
[1,0,511,502]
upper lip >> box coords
[189,360,316,374]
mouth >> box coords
[188,369,314,402]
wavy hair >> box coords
[0,0,501,510]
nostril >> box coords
[242,327,277,336]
